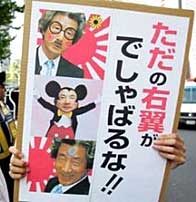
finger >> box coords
[153,144,186,166]
[9,146,23,158]
[10,156,27,168]
[154,134,185,150]
[152,143,186,159]
[153,143,186,158]
[153,138,184,149]
[152,144,179,154]
[158,133,182,141]
[153,146,186,163]
[9,163,30,180]
[9,165,27,175]
[9,171,26,180]
[158,151,186,165]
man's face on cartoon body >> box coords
[42,14,78,59]
[56,89,78,113]
[55,143,88,186]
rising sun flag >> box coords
[27,137,55,192]
[63,14,111,80]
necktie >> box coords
[45,60,54,76]
[51,184,64,194]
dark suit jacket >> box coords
[44,176,90,195]
[35,47,84,78]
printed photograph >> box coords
[34,9,111,80]
[27,136,96,195]
[31,76,103,140]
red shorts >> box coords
[46,125,75,139]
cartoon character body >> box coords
[37,81,96,139]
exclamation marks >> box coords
[101,174,123,195]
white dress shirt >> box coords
[38,46,60,76]
[51,175,88,194]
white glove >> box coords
[33,88,41,100]
[94,94,102,105]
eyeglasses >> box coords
[49,21,77,40]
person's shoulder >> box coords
[76,176,90,188]
[58,57,84,78]
[44,176,59,192]
[65,176,90,195]
[47,176,58,184]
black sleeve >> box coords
[38,97,56,113]
[74,103,96,115]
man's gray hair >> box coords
[38,10,86,44]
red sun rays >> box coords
[63,15,111,80]
[27,136,55,192]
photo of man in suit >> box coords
[35,10,86,78]
[44,138,95,195]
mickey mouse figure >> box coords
[35,80,98,139]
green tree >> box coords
[0,0,24,61]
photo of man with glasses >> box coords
[35,10,86,78]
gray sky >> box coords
[10,0,24,63]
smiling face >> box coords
[55,143,87,186]
[42,13,78,59]
[56,89,78,113]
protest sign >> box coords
[15,0,193,201]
